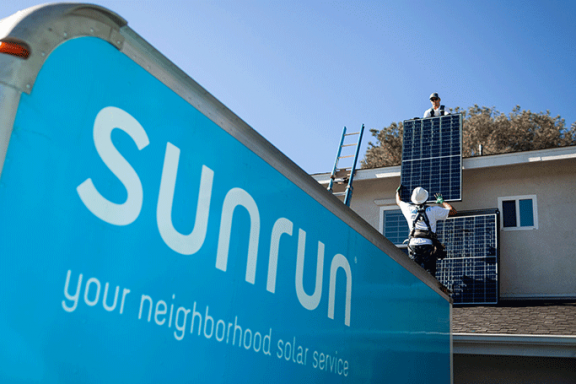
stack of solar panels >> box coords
[400,114,462,202]
[435,210,500,305]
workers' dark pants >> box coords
[410,245,436,277]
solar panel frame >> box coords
[400,114,463,203]
[435,209,500,305]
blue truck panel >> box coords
[0,15,450,383]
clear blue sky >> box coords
[4,1,576,174]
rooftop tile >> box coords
[452,301,576,335]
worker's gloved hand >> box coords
[396,184,403,193]
[435,193,444,204]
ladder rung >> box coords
[344,132,359,136]
[337,167,352,171]
[341,143,357,147]
[333,192,346,196]
[338,155,354,159]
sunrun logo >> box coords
[76,107,352,326]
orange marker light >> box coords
[0,41,30,59]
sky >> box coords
[3,0,576,174]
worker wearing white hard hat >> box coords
[396,185,456,277]
[411,186,429,204]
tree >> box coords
[362,105,576,169]
[362,122,403,168]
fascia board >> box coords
[453,333,576,358]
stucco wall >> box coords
[453,355,576,384]
[346,157,576,299]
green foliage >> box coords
[361,105,576,169]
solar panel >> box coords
[400,114,463,202]
[435,210,500,305]
[381,208,500,304]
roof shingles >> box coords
[452,302,576,335]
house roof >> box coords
[452,302,576,357]
[312,145,576,184]
[453,302,576,335]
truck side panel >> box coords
[0,7,450,383]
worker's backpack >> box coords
[409,204,447,260]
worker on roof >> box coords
[396,185,456,277]
[424,92,448,118]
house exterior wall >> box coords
[453,355,576,384]
[343,156,576,300]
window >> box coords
[379,206,410,248]
[498,195,538,230]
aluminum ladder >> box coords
[327,125,364,207]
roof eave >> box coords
[312,145,576,184]
[453,333,576,358]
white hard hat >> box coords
[411,187,429,204]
